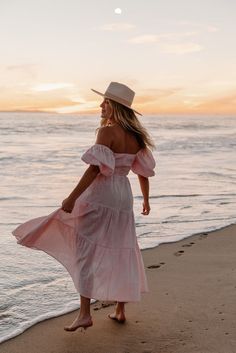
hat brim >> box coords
[91,88,142,116]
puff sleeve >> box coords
[131,148,156,177]
[81,144,115,176]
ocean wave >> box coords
[0,301,81,344]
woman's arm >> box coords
[62,127,113,213]
[62,165,100,213]
[138,175,151,215]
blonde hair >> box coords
[98,99,155,150]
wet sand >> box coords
[1,224,236,353]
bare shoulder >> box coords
[109,123,124,135]
[95,126,113,147]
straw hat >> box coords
[91,82,142,116]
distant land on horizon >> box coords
[0,110,235,118]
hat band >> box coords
[105,92,132,108]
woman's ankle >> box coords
[78,312,92,320]
[116,304,125,314]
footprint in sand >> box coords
[182,242,195,248]
[147,262,165,269]
[174,250,185,256]
[147,264,161,268]
[199,233,208,240]
[93,302,116,311]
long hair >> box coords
[98,99,155,150]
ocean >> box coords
[0,112,235,343]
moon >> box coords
[114,8,122,14]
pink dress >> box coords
[12,144,156,302]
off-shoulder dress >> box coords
[12,144,156,302]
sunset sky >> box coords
[0,0,235,115]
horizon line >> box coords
[0,109,235,117]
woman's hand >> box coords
[141,200,150,215]
[61,197,76,213]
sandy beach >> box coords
[1,224,236,353]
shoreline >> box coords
[1,222,235,344]
[1,223,236,352]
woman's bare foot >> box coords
[108,311,126,323]
[64,315,93,332]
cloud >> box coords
[207,26,219,33]
[128,31,197,44]
[128,23,218,55]
[161,43,203,54]
[178,21,219,33]
[134,88,181,106]
[128,31,203,54]
[100,23,135,31]
[194,93,236,113]
[50,101,99,114]
[32,83,75,92]
[128,35,159,44]
[69,95,87,104]
[0,95,80,112]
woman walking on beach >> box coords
[12,82,156,332]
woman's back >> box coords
[109,124,141,154]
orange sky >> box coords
[0,0,235,115]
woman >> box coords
[12,82,156,332]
